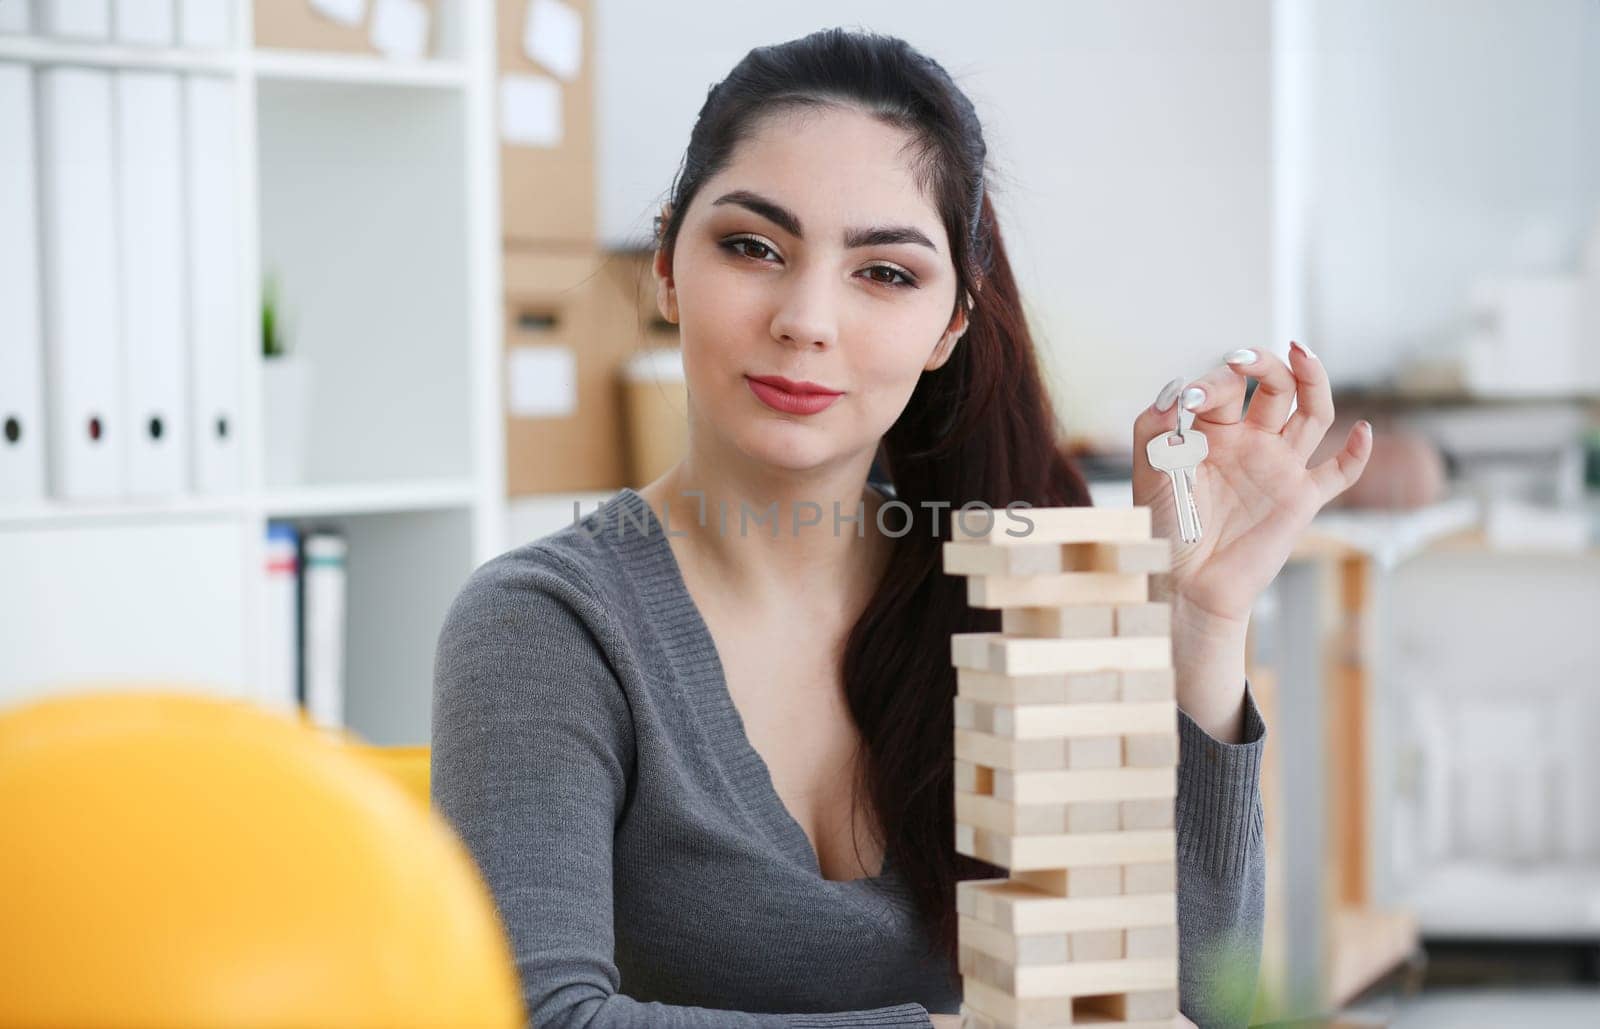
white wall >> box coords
[594,0,1273,445]
[1306,0,1600,384]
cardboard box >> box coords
[255,0,439,57]
[504,247,678,494]
[499,0,595,245]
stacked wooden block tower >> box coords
[943,506,1180,1028]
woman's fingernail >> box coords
[1181,386,1206,411]
[1153,376,1184,412]
[1225,348,1259,366]
[1290,339,1318,361]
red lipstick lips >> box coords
[745,375,842,416]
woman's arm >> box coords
[430,556,937,1029]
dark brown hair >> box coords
[653,27,1091,974]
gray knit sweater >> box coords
[431,486,1266,1028]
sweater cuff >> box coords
[1174,679,1266,879]
[789,1003,932,1027]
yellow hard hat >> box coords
[0,690,525,1028]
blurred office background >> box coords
[2,1,1598,1025]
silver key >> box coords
[1146,428,1208,543]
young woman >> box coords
[432,28,1371,1029]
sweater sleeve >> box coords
[429,554,936,1029]
[1172,680,1268,1029]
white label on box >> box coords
[500,72,562,147]
[507,345,577,418]
[523,0,581,81]
[369,0,426,59]
[309,0,365,28]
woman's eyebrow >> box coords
[710,189,939,253]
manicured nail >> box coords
[1225,348,1258,366]
[1290,339,1318,361]
[1357,419,1372,435]
[1180,386,1206,411]
[1153,376,1184,412]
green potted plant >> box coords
[261,274,313,487]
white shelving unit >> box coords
[0,2,506,746]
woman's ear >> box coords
[925,296,972,372]
[652,242,678,325]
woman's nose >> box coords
[768,266,839,350]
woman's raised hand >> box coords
[1131,341,1372,626]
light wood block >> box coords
[956,730,1071,771]
[1113,602,1172,637]
[1067,737,1124,770]
[966,699,1176,739]
[1012,866,1123,899]
[1003,605,1116,639]
[943,540,1076,577]
[956,825,1177,870]
[1123,862,1177,895]
[957,669,1121,705]
[960,946,1180,1000]
[1078,988,1180,1023]
[968,573,1149,609]
[959,914,1068,965]
[1124,734,1178,767]
[951,506,1152,545]
[957,792,1123,836]
[991,765,1176,803]
[955,759,996,795]
[959,980,1178,1028]
[1080,540,1172,574]
[952,634,1171,676]
[1119,798,1175,831]
[1125,926,1178,959]
[1120,668,1176,702]
[957,880,1176,933]
[1070,929,1125,961]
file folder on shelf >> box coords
[116,69,190,497]
[302,529,349,731]
[264,521,301,716]
[0,64,45,503]
[37,0,111,39]
[38,65,125,501]
[184,74,243,496]
[113,0,175,45]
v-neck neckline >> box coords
[608,486,898,888]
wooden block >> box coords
[959,979,1072,1024]
[951,634,1171,676]
[1123,861,1177,895]
[1119,799,1175,831]
[1012,865,1123,899]
[1120,668,1176,702]
[956,826,1177,870]
[951,505,1152,545]
[1074,988,1179,1023]
[958,881,1177,935]
[943,540,1073,577]
[1113,602,1172,637]
[1070,929,1125,961]
[968,573,1149,609]
[956,759,995,795]
[993,765,1176,803]
[1124,733,1178,767]
[1125,926,1178,959]
[961,949,1180,1000]
[955,696,988,732]
[1067,737,1123,770]
[959,914,1069,965]
[957,793,1123,836]
[1079,540,1172,574]
[957,669,1121,705]
[971,699,1176,739]
[1003,605,1116,639]
[956,730,1070,771]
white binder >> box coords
[177,0,227,48]
[37,0,110,38]
[303,530,348,730]
[184,74,242,495]
[37,66,125,501]
[263,521,301,717]
[116,70,189,497]
[113,0,174,44]
[0,2,32,33]
[0,64,45,503]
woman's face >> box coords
[656,105,968,476]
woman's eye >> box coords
[864,265,916,289]
[723,237,778,262]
